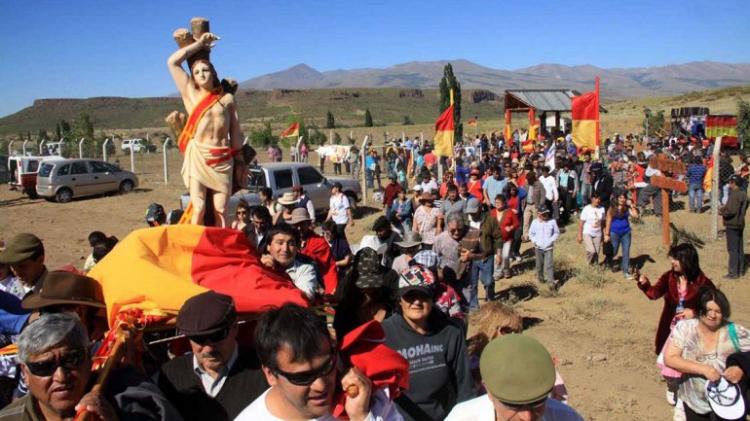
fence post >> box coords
[39,140,46,155]
[361,135,369,204]
[78,138,85,158]
[129,139,135,172]
[22,140,29,155]
[163,137,171,184]
[243,136,249,146]
[710,137,722,240]
[8,141,14,156]
[103,138,111,162]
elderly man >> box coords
[445,335,583,421]
[463,199,502,309]
[0,313,178,421]
[235,303,400,420]
[0,234,48,296]
[158,291,267,421]
[260,224,319,299]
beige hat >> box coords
[289,208,311,225]
[277,191,298,206]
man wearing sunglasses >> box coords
[158,291,267,421]
[236,303,401,421]
[0,313,179,421]
[445,335,582,421]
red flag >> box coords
[280,122,300,138]
[572,78,600,151]
[434,104,455,157]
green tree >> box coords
[642,109,666,137]
[326,110,335,129]
[55,123,62,141]
[333,132,342,144]
[738,99,750,150]
[439,63,462,139]
[364,109,373,127]
[249,121,278,147]
[403,115,413,125]
[70,113,96,157]
[59,120,72,140]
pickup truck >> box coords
[180,162,362,219]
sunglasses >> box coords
[498,396,548,413]
[273,351,337,386]
[401,290,432,303]
[187,325,231,346]
[25,349,86,377]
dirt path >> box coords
[1,153,747,420]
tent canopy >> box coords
[504,89,607,113]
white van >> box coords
[121,139,156,153]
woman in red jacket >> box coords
[491,194,520,279]
[635,242,715,405]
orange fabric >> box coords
[281,122,300,138]
[178,93,222,153]
[89,225,308,327]
[332,320,410,418]
[572,90,600,151]
[467,179,483,201]
[301,235,338,294]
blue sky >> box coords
[2,0,749,117]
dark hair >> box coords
[249,205,272,222]
[590,192,601,199]
[526,172,537,185]
[87,231,106,247]
[236,199,250,212]
[255,303,329,371]
[667,243,701,283]
[446,184,458,193]
[697,288,730,323]
[332,182,343,190]
[259,187,273,199]
[372,216,391,232]
[321,219,340,237]
[494,194,506,204]
[264,223,299,251]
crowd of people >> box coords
[0,128,747,421]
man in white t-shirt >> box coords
[234,304,402,421]
[445,335,583,421]
[577,192,605,265]
[326,182,354,237]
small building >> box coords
[504,89,607,137]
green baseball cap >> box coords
[0,233,44,264]
[480,334,555,405]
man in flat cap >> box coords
[445,335,582,421]
[157,291,267,421]
[0,234,48,296]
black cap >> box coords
[177,291,237,336]
[372,216,391,232]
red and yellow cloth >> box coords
[88,225,308,326]
[572,80,600,152]
[178,93,222,153]
[281,122,300,138]
[434,91,455,157]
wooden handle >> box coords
[75,329,128,421]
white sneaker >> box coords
[666,389,677,406]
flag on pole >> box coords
[706,115,738,148]
[280,122,300,138]
[544,142,557,171]
[703,157,714,193]
[572,77,601,152]
[434,90,455,157]
[504,109,512,141]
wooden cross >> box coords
[648,155,687,246]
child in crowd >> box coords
[529,206,560,289]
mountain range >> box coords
[239,60,750,98]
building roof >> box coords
[504,89,607,113]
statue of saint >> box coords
[167,17,246,227]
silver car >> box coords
[36,159,139,203]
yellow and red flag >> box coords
[572,77,601,152]
[280,122,300,138]
[504,109,512,141]
[703,157,714,193]
[706,115,738,148]
[434,90,455,157]
[89,225,307,326]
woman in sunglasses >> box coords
[230,199,251,231]
[382,265,474,421]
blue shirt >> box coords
[0,291,30,336]
[687,163,707,186]
[484,176,507,204]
